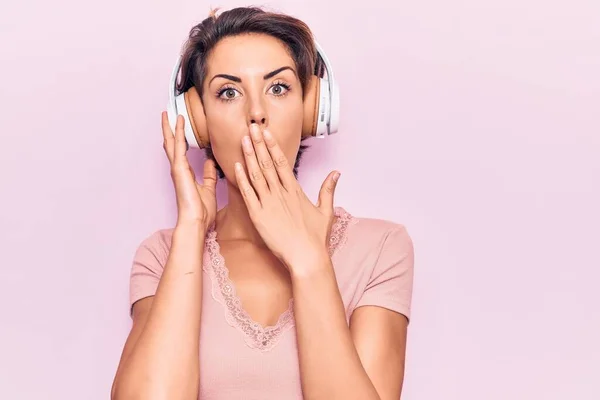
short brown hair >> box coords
[176,6,325,179]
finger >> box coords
[262,127,296,191]
[249,124,280,189]
[173,114,187,165]
[235,161,261,210]
[242,131,270,198]
[202,158,218,193]
[161,111,174,164]
[317,170,341,212]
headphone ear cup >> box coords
[183,87,210,149]
[173,91,205,149]
[302,75,320,138]
[328,80,340,134]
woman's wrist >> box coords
[174,219,208,243]
[287,245,332,280]
[175,218,209,234]
[170,221,208,271]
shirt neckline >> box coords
[203,206,357,351]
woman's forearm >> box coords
[114,222,205,400]
[290,252,381,400]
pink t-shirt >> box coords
[129,206,414,400]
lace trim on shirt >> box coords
[203,206,358,351]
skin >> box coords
[111,32,409,400]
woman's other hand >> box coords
[161,112,217,230]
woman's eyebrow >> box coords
[263,66,296,79]
[209,74,241,84]
[209,66,296,84]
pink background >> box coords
[1,0,599,398]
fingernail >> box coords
[250,124,260,138]
[263,129,272,140]
[235,162,243,171]
[242,135,252,149]
[333,171,341,182]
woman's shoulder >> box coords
[133,226,176,258]
[333,206,415,319]
[334,205,412,249]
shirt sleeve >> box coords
[354,225,415,322]
[128,230,169,317]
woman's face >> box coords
[202,33,304,186]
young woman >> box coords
[112,6,414,400]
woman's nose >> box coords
[247,96,268,127]
[250,117,266,125]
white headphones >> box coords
[166,38,340,149]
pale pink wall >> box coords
[1,0,598,398]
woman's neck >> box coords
[213,180,267,247]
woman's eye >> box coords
[219,88,240,100]
[269,84,289,96]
